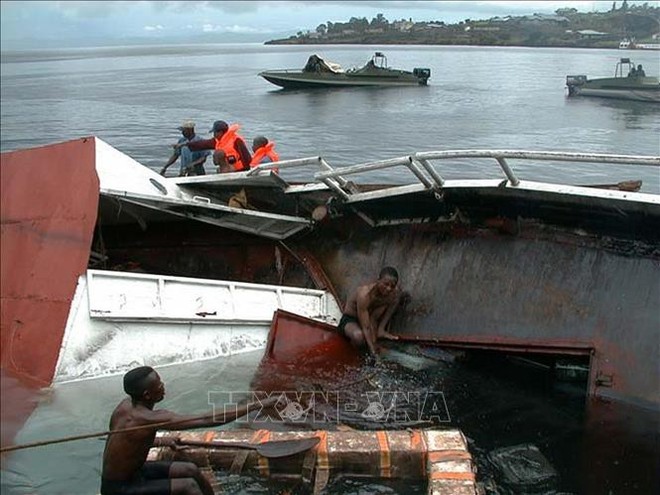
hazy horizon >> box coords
[1,1,641,51]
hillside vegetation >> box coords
[267,2,660,48]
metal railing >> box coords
[231,149,660,204]
[310,150,660,203]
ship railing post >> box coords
[320,178,351,200]
[495,156,520,186]
[406,156,434,189]
[317,157,354,200]
[319,158,350,188]
[413,156,445,188]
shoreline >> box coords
[265,39,631,50]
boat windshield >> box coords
[371,52,388,69]
[615,58,634,78]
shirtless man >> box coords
[212,150,232,174]
[337,267,402,357]
[101,366,276,495]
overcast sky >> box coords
[0,1,643,49]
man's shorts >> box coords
[100,461,173,495]
[337,314,359,337]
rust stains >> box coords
[1,138,99,384]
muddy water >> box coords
[249,345,658,494]
[1,345,658,494]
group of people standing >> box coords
[160,119,280,177]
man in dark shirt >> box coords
[179,120,252,171]
[101,366,276,495]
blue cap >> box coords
[209,120,228,133]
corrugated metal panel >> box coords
[101,189,311,240]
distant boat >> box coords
[566,58,660,103]
[619,38,660,50]
[259,52,431,89]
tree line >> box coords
[269,3,659,48]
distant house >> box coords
[491,16,512,23]
[414,22,444,32]
[393,20,414,31]
[577,29,609,39]
[365,27,384,33]
[472,26,500,32]
[522,13,569,23]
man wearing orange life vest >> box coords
[181,120,252,172]
[250,136,280,170]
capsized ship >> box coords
[2,138,659,417]
[566,57,660,102]
[259,52,431,89]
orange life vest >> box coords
[250,141,280,170]
[214,124,248,171]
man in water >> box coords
[337,266,403,358]
[101,366,277,495]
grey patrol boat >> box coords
[259,52,431,89]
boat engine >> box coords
[566,74,587,96]
[413,67,431,85]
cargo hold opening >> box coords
[462,348,591,399]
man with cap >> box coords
[160,120,210,177]
[180,120,252,172]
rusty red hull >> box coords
[264,309,357,364]
[0,138,99,385]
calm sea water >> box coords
[1,43,659,190]
[1,44,659,495]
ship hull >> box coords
[1,138,659,411]
[567,76,660,102]
[260,70,428,88]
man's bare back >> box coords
[101,366,275,495]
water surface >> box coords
[1,43,659,190]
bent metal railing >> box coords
[249,150,660,204]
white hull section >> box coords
[54,270,342,383]
[577,87,660,103]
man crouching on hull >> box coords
[337,266,403,358]
[101,366,277,495]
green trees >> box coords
[279,4,659,47]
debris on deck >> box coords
[150,429,478,494]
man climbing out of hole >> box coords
[337,266,404,358]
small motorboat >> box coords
[566,57,660,103]
[259,52,431,89]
